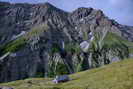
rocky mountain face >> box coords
[0,2,133,82]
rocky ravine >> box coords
[0,2,133,82]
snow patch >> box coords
[80,41,90,52]
[11,31,26,40]
[10,53,17,57]
[0,52,10,61]
[80,18,84,22]
[90,36,94,41]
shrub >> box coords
[51,44,61,54]
[65,43,81,54]
[48,62,69,77]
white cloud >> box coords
[109,0,124,5]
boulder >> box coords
[111,57,120,63]
[129,54,133,58]
[52,75,70,84]
[0,87,13,89]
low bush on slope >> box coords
[0,58,133,89]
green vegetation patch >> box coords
[104,32,133,47]
[51,44,61,54]
[25,24,49,40]
[65,43,81,54]
[0,37,27,54]
[103,32,133,54]
[0,23,49,55]
[48,62,69,77]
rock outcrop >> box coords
[52,75,70,84]
[0,2,133,82]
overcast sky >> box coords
[1,0,133,26]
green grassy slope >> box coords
[106,32,133,53]
[99,32,133,52]
[0,24,48,55]
[1,58,133,89]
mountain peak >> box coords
[37,2,58,10]
[0,1,10,6]
[44,2,54,7]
